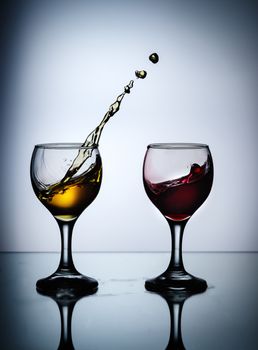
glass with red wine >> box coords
[143,143,213,292]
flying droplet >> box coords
[149,53,159,64]
[135,70,147,79]
[124,86,130,93]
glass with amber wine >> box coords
[31,143,102,295]
[143,143,213,292]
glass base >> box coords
[145,271,207,293]
[36,272,98,297]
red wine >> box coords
[144,160,213,221]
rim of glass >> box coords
[147,143,209,150]
[34,143,98,149]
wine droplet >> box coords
[135,70,147,79]
[149,53,159,64]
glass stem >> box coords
[166,219,188,274]
[56,220,77,274]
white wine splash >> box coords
[43,53,159,198]
[61,80,134,184]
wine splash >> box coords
[41,52,159,199]
[144,160,213,221]
[61,80,134,184]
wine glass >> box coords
[30,143,102,295]
[143,143,213,292]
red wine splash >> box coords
[144,160,213,221]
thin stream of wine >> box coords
[43,53,159,198]
[61,80,134,184]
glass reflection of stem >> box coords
[164,293,186,350]
[57,297,76,350]
[38,290,88,350]
[157,291,205,350]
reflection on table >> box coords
[38,287,201,350]
[1,252,257,349]
[38,291,87,350]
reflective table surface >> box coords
[0,252,257,349]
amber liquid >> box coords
[34,155,102,221]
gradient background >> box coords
[1,0,257,252]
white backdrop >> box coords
[1,0,257,252]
